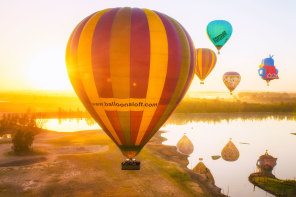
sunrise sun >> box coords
[28,47,72,90]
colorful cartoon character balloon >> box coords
[207,20,232,54]
[223,72,241,95]
[65,8,195,163]
[258,55,279,86]
[195,48,217,84]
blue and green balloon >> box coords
[207,20,232,54]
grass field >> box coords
[0,130,224,197]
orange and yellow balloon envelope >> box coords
[65,8,195,161]
[195,48,217,84]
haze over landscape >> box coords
[0,1,296,197]
[1,0,296,92]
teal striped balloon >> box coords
[207,20,232,54]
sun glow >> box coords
[28,47,72,90]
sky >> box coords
[0,0,296,92]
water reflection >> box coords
[193,158,215,184]
[40,118,100,132]
[38,114,296,197]
[248,151,296,196]
[176,134,194,155]
[162,115,296,197]
[165,112,296,126]
[221,138,240,162]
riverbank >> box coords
[249,172,296,196]
[0,129,225,197]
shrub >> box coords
[12,128,35,154]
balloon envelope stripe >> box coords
[196,49,202,79]
[129,8,151,145]
[130,8,151,98]
[109,8,132,144]
[142,18,195,145]
[66,14,122,145]
[135,9,168,145]
[92,8,119,98]
[105,111,126,145]
[139,11,182,144]
[177,25,195,102]
[87,8,125,144]
[130,111,143,145]
[110,8,131,99]
[201,49,207,79]
[195,48,216,82]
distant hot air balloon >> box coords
[221,138,239,162]
[223,72,241,95]
[207,20,232,54]
[65,8,195,169]
[258,55,279,86]
[176,134,194,155]
[195,48,217,84]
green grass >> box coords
[139,148,195,196]
[252,177,296,196]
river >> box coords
[40,113,296,197]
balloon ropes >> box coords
[65,7,196,169]
[195,48,217,84]
[207,20,232,54]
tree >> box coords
[11,128,35,154]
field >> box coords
[0,91,296,115]
[0,130,224,197]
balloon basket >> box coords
[121,159,140,170]
[200,81,204,85]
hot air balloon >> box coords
[258,55,279,86]
[176,133,194,155]
[223,72,241,95]
[65,8,195,169]
[195,48,217,84]
[207,20,232,54]
[221,138,239,162]
[193,158,215,183]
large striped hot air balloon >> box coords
[66,8,195,165]
[195,48,217,84]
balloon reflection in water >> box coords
[221,138,239,162]
[193,158,215,184]
[176,133,194,155]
